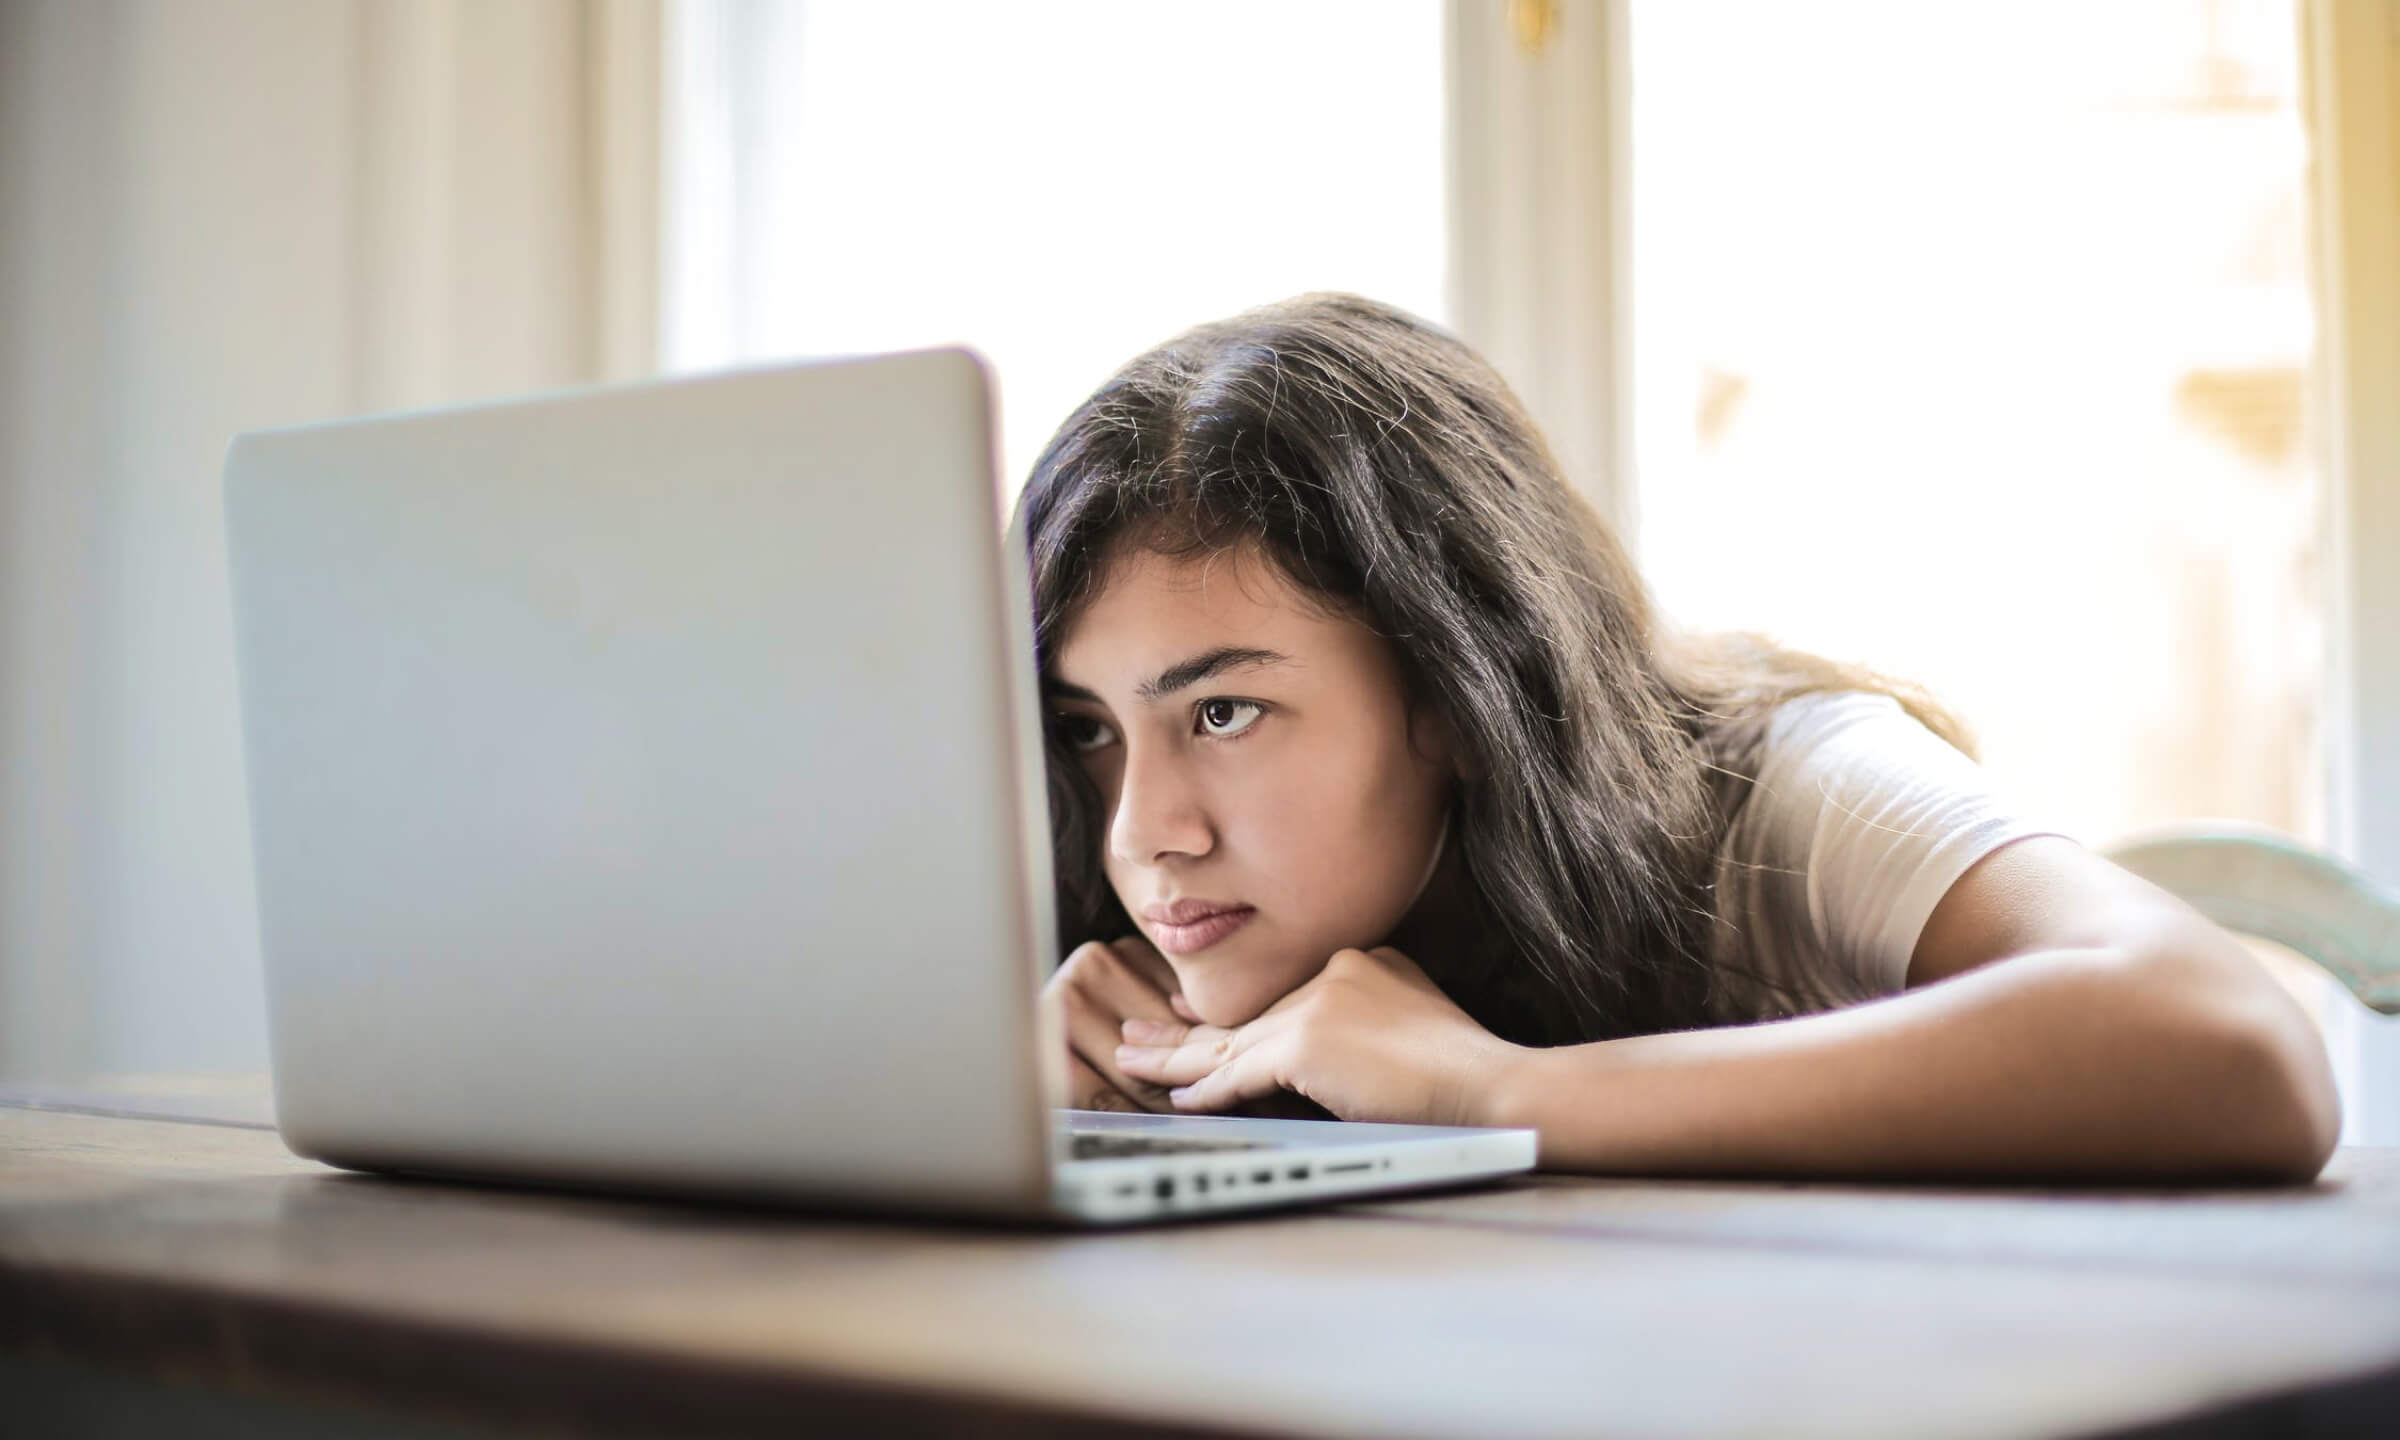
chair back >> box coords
[2104,825,2400,1016]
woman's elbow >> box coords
[2259,1024,2342,1181]
[2211,1002,2343,1183]
[2133,932,2344,1183]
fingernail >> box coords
[1168,1086,1194,1104]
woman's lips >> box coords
[1143,904,1256,955]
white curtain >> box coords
[0,0,659,1080]
[1445,0,1637,541]
[2301,0,2400,1143]
[2305,0,2400,888]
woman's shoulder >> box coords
[1758,687,1925,753]
[1742,688,1985,802]
[1706,687,2063,1021]
[1740,686,2023,860]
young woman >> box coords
[1019,292,2339,1183]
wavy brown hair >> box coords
[1012,293,1968,1046]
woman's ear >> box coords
[1409,701,1482,781]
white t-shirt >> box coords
[1705,690,2069,1025]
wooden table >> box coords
[4,1075,2397,1439]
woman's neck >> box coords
[1384,805,1478,970]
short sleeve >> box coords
[1706,692,2071,1024]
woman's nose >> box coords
[1108,742,1214,866]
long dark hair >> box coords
[1012,293,1967,1046]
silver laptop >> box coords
[222,349,1537,1224]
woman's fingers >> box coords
[1047,939,1190,1113]
[1114,1021,1238,1088]
[1117,1010,1287,1089]
[1063,1051,1146,1113]
[1062,982,1177,1111]
[1113,1014,1330,1121]
[1164,1035,1290,1113]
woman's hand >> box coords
[1040,936,1191,1112]
[1112,945,1526,1127]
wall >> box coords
[0,0,652,1081]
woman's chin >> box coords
[1179,957,1327,1029]
[1176,975,1275,1030]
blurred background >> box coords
[2,0,2393,1136]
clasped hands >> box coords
[1040,934,1520,1128]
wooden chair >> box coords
[2103,824,2400,1016]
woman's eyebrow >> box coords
[1042,646,1293,707]
[1136,646,1290,702]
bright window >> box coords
[1628,0,2321,852]
[664,0,1448,493]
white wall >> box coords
[2,1,342,1079]
[0,0,653,1081]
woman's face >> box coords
[1047,542,1456,1028]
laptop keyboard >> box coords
[1065,1131,1273,1161]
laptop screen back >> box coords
[224,351,1057,1211]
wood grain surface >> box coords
[4,1096,2398,1439]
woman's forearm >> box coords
[1480,945,2340,1183]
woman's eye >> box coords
[1195,698,1264,739]
[1056,714,1118,753]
